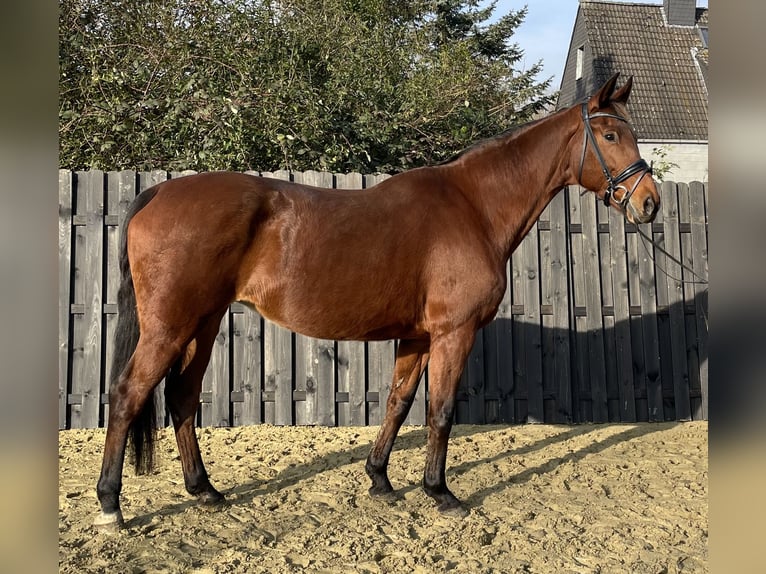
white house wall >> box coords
[639,141,708,183]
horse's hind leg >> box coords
[95,335,183,530]
[365,338,430,496]
[164,312,226,506]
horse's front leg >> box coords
[365,338,430,496]
[422,327,477,517]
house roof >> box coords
[559,1,708,141]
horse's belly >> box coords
[238,290,423,342]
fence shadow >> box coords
[450,287,707,426]
[463,423,667,508]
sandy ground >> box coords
[59,422,707,573]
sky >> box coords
[488,0,709,92]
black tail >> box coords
[108,187,160,475]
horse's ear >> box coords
[588,72,620,112]
[612,75,633,104]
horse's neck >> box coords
[450,108,578,261]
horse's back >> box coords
[126,169,502,341]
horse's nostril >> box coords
[644,196,655,215]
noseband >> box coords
[578,103,653,211]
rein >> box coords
[633,222,708,331]
[633,223,708,285]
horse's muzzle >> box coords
[627,193,659,224]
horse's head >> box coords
[574,73,660,224]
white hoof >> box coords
[93,510,124,532]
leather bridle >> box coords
[576,102,707,285]
[578,102,653,213]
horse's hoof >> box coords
[197,489,226,507]
[368,486,399,505]
[425,485,468,517]
[93,510,124,532]
[438,502,469,518]
[367,471,394,498]
[368,483,395,498]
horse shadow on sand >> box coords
[123,422,671,530]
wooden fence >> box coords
[59,170,708,429]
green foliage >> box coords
[649,145,680,182]
[59,0,555,173]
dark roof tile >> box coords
[560,1,708,140]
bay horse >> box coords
[94,73,659,529]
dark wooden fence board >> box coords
[481,258,514,423]
[636,217,663,421]
[677,184,702,419]
[367,338,395,426]
[261,170,295,425]
[689,181,709,419]
[597,203,619,421]
[68,171,85,428]
[458,329,485,424]
[626,215,660,422]
[263,320,294,426]
[539,203,555,423]
[580,192,609,421]
[661,182,692,421]
[103,170,119,401]
[69,170,105,428]
[232,304,263,426]
[652,185,673,417]
[608,206,637,422]
[510,239,526,422]
[199,312,230,426]
[335,172,368,426]
[58,170,73,429]
[567,187,589,422]
[292,171,337,426]
[542,194,571,423]
[523,223,544,423]
[59,172,708,429]
[626,226,645,420]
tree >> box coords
[59,0,555,173]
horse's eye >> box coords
[604,132,616,142]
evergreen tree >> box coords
[59,0,554,173]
